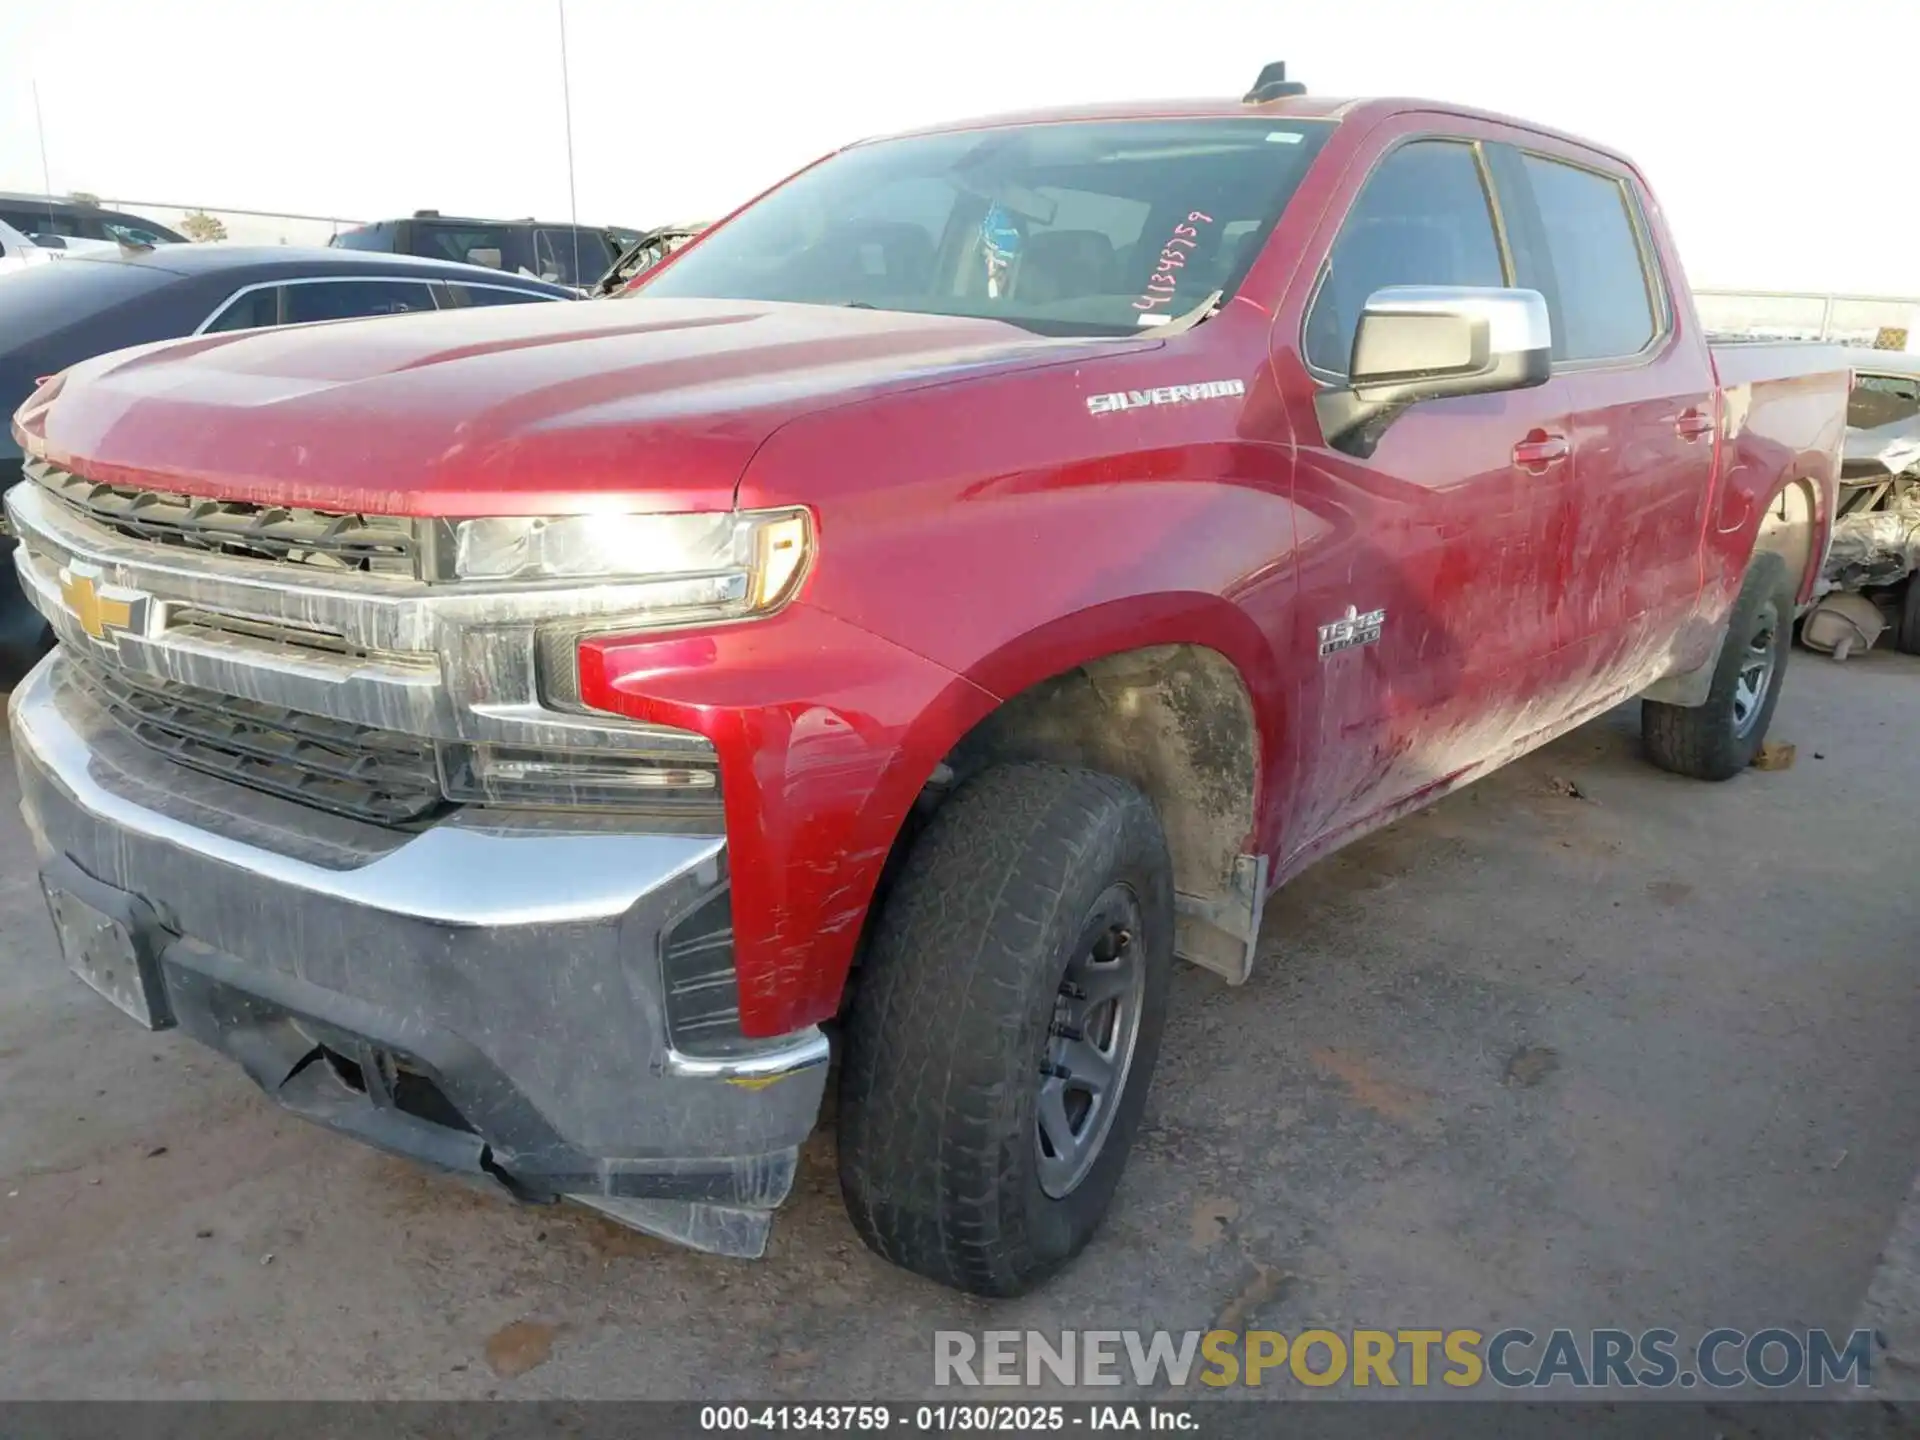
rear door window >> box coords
[1304,140,1506,375]
[421,224,512,270]
[281,280,438,323]
[440,283,556,308]
[204,286,281,331]
[1516,155,1659,361]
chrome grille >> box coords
[27,457,424,577]
[68,656,447,827]
[162,606,374,661]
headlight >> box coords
[449,508,811,613]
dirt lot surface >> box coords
[1,651,1916,1400]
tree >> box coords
[67,190,100,207]
[179,210,228,243]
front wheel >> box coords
[1642,552,1792,781]
[836,762,1173,1297]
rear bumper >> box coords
[10,653,829,1256]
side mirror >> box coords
[1315,286,1552,457]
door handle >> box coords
[1512,432,1570,471]
[1675,410,1715,441]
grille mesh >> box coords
[660,889,746,1055]
[69,656,447,826]
[28,458,423,577]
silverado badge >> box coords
[57,562,147,644]
[1318,605,1386,657]
[1085,378,1246,414]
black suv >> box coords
[330,211,634,290]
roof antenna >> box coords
[1244,62,1308,103]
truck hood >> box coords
[21,298,1095,516]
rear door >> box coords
[1490,145,1715,681]
[1282,128,1583,853]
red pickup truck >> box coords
[7,66,1847,1296]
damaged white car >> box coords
[1801,352,1920,658]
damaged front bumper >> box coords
[10,654,830,1257]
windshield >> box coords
[100,222,176,247]
[636,119,1332,335]
[1849,371,1920,431]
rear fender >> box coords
[1642,493,1812,708]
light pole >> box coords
[558,0,582,286]
[32,80,56,230]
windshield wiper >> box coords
[1144,288,1224,335]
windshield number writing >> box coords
[1134,212,1214,313]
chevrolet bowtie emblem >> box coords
[57,563,146,643]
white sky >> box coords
[1,0,1914,295]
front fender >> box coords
[579,591,1291,1037]
[579,603,996,1036]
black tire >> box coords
[837,762,1173,1296]
[1897,577,1920,656]
[1643,552,1792,781]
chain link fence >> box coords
[95,199,364,248]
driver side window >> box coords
[1304,140,1506,375]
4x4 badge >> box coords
[1318,605,1386,657]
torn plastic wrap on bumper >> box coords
[1823,486,1920,593]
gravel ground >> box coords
[1,649,1915,1401]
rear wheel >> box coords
[837,762,1173,1296]
[1897,577,1920,656]
[1643,552,1791,781]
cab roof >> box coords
[881,94,1637,172]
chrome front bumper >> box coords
[10,654,830,1257]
